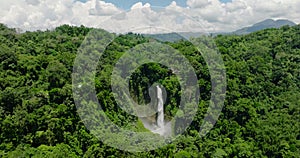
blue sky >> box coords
[79,0,232,10]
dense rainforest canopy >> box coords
[0,23,299,157]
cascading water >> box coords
[139,84,171,136]
[156,85,164,128]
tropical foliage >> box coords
[0,23,299,157]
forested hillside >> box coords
[0,23,299,157]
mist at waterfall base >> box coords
[139,85,172,136]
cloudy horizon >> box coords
[0,0,299,33]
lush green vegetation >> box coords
[0,23,299,157]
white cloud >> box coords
[89,0,121,16]
[130,2,151,10]
[0,0,299,33]
[186,0,212,8]
[0,0,121,31]
[25,0,40,6]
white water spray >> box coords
[157,85,164,128]
[140,84,172,136]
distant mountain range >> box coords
[143,19,297,42]
[143,32,206,42]
[232,19,297,35]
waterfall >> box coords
[156,85,164,128]
[140,84,171,136]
